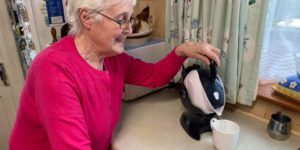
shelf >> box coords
[257,83,300,112]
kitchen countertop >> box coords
[112,88,300,150]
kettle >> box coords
[180,62,225,115]
[178,61,226,140]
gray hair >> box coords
[67,0,136,35]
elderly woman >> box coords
[9,0,220,149]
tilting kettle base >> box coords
[180,111,214,140]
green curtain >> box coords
[165,0,269,105]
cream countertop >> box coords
[112,89,300,150]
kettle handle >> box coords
[210,60,217,82]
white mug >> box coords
[210,118,240,150]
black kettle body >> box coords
[178,62,225,140]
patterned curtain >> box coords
[165,0,269,105]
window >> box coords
[259,0,300,81]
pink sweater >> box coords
[9,36,185,150]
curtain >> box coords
[166,0,269,105]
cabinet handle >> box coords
[0,63,9,86]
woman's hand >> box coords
[175,42,221,66]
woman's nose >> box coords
[123,23,133,34]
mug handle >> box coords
[210,118,218,128]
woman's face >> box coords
[89,0,133,57]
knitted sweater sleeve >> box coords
[124,48,186,88]
[34,57,92,150]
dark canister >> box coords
[267,112,291,141]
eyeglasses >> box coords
[96,12,134,29]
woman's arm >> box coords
[175,42,220,66]
[123,42,220,88]
[124,48,185,88]
[35,58,92,150]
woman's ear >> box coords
[78,8,93,29]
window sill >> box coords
[257,82,300,112]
